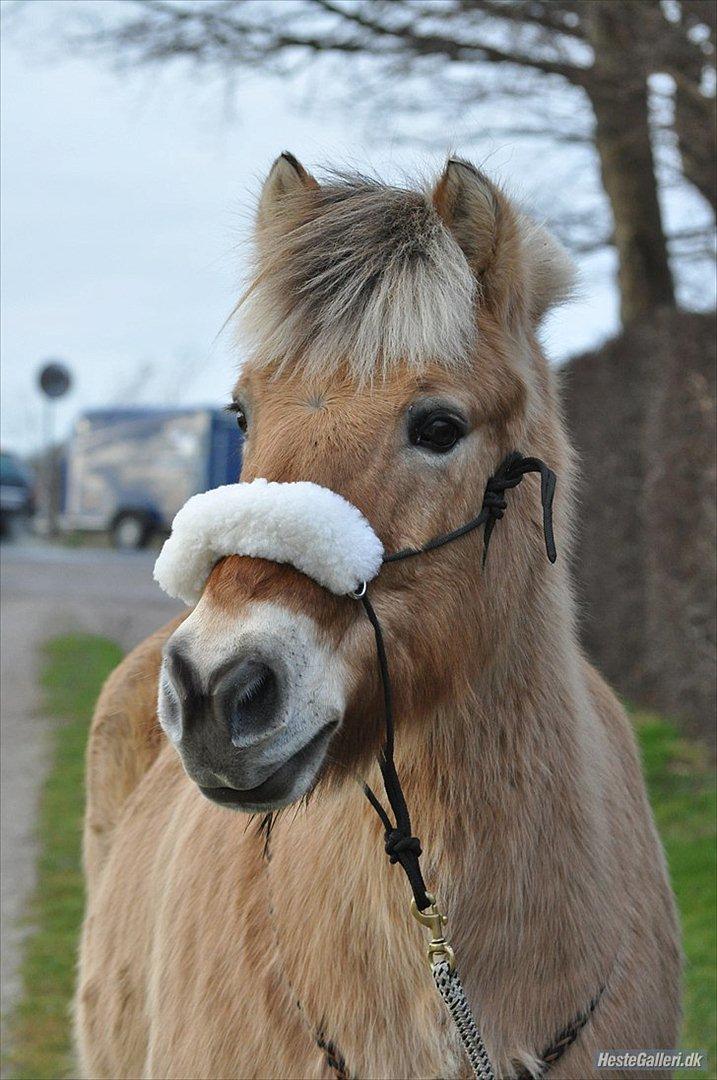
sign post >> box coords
[37,360,72,537]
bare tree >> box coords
[26,0,717,324]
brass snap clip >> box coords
[410,891,456,971]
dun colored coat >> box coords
[76,156,681,1079]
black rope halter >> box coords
[359,450,557,913]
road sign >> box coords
[37,360,73,536]
[38,361,72,399]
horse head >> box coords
[155,153,575,813]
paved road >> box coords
[0,541,182,1044]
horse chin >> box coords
[194,719,338,814]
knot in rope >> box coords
[481,489,508,521]
[384,830,422,865]
[481,451,557,567]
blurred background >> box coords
[0,2,715,1077]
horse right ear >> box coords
[257,153,319,232]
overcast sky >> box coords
[1,1,629,455]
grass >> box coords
[2,635,715,1079]
[634,711,717,1077]
[2,634,123,1080]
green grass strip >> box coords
[3,633,123,1080]
[635,711,717,1077]
[2,636,715,1078]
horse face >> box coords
[158,154,572,812]
[158,361,529,812]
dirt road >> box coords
[0,542,181,1034]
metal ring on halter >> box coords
[350,581,367,599]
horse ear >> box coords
[257,152,319,231]
[432,159,522,321]
[432,159,575,325]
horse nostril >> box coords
[163,645,201,705]
[219,657,281,747]
[235,661,273,709]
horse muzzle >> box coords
[157,600,347,812]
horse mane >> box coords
[238,172,479,381]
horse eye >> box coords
[409,410,466,454]
[227,402,248,434]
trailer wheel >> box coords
[111,512,152,550]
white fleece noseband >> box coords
[153,479,384,605]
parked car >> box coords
[62,407,243,549]
[0,449,35,537]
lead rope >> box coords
[360,590,495,1080]
[355,451,558,1080]
[432,959,496,1080]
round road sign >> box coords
[38,361,72,399]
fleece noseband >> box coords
[155,452,606,1080]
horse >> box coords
[76,155,681,1079]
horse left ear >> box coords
[257,152,319,233]
[432,159,522,323]
[431,159,575,326]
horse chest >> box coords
[264,811,467,1078]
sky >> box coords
[0,0,653,456]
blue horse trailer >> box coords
[63,407,243,548]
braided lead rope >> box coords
[432,958,495,1080]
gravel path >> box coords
[0,541,181,1048]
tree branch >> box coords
[458,0,587,43]
[311,0,588,82]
